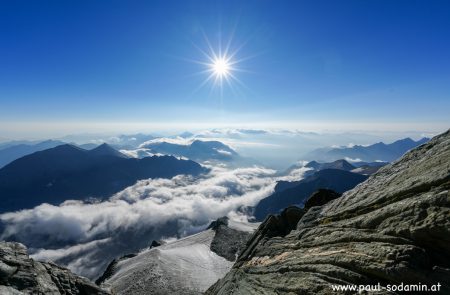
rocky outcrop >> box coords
[207,130,450,294]
[149,240,164,248]
[0,241,109,295]
[237,206,305,268]
[209,217,252,261]
[304,189,341,209]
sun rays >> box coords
[186,28,252,98]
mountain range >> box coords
[253,169,368,221]
[304,137,429,162]
[0,130,448,294]
[0,140,66,168]
[0,143,206,213]
[140,140,238,162]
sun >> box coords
[211,57,231,77]
[186,29,255,95]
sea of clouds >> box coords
[0,127,433,281]
[0,165,306,279]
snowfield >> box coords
[102,229,235,294]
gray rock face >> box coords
[207,130,450,294]
[209,217,252,262]
[0,241,109,295]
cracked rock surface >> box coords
[207,130,450,294]
[0,241,109,295]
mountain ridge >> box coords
[140,140,239,162]
[0,144,206,213]
[253,169,368,221]
[305,136,429,162]
[0,139,66,168]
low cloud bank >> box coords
[0,166,277,279]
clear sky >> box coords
[1,0,449,138]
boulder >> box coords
[0,241,109,294]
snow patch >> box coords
[104,230,233,293]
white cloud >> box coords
[279,161,313,181]
[0,166,277,279]
[139,136,193,148]
[344,157,363,163]
[214,149,232,156]
[119,148,155,158]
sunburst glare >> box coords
[211,57,231,78]
[186,29,253,97]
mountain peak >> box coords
[305,160,320,169]
[329,159,355,170]
[305,136,430,162]
[89,143,127,158]
[391,137,415,145]
[51,143,85,153]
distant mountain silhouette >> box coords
[351,161,388,168]
[280,159,358,192]
[304,159,387,176]
[0,140,66,168]
[77,143,99,150]
[141,140,239,162]
[0,144,206,213]
[347,160,387,175]
[305,159,355,171]
[304,137,429,162]
[253,169,367,221]
[89,143,128,158]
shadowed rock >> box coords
[150,240,164,248]
[207,130,450,295]
[208,217,252,262]
[0,241,109,294]
[304,189,341,209]
[237,206,305,265]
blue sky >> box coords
[0,0,449,138]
